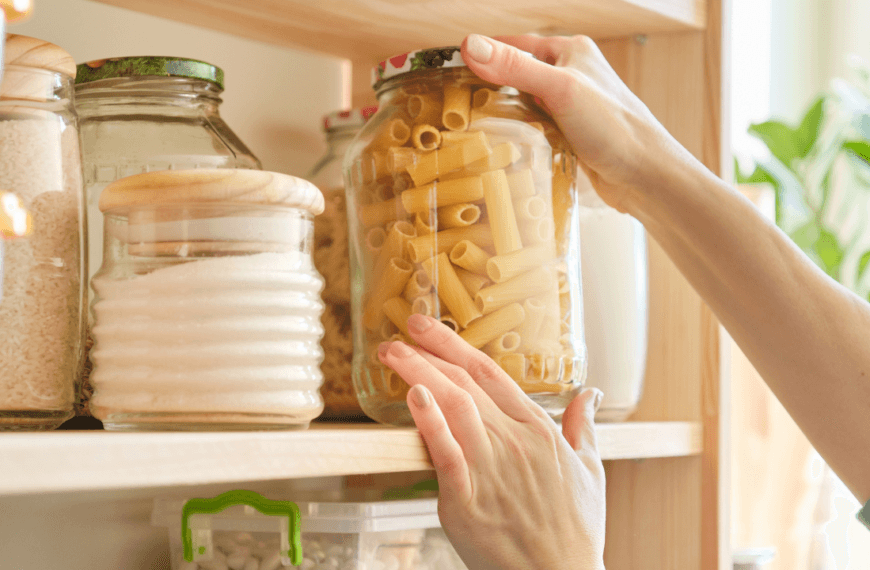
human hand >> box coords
[378,314,606,570]
[460,33,696,214]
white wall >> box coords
[10,0,349,177]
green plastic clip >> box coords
[181,490,302,566]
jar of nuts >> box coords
[344,46,588,426]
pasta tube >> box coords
[372,220,416,279]
[414,213,436,236]
[482,169,523,255]
[401,175,484,214]
[368,117,411,150]
[439,315,459,332]
[484,331,521,355]
[455,267,490,298]
[405,131,491,186]
[365,227,387,255]
[485,243,557,283]
[407,92,443,127]
[411,124,442,150]
[515,196,548,221]
[442,83,471,131]
[358,197,406,228]
[406,224,494,263]
[363,257,414,330]
[459,303,525,349]
[496,353,526,384]
[506,169,536,200]
[403,269,432,302]
[520,218,556,245]
[388,147,422,172]
[422,253,482,328]
[379,319,397,340]
[383,297,414,336]
[517,297,547,349]
[449,240,491,275]
[475,267,556,314]
[440,142,522,180]
[471,87,503,110]
[438,203,481,229]
[440,132,481,147]
[411,293,438,316]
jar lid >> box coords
[3,34,76,77]
[75,56,225,90]
[372,46,465,90]
[322,106,378,131]
[99,170,324,216]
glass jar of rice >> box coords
[344,46,588,426]
[0,35,85,430]
[89,169,325,431]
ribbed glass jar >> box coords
[344,46,587,426]
[89,169,325,431]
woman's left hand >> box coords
[378,313,606,570]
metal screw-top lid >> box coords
[372,46,465,90]
[75,56,225,90]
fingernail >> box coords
[465,34,493,63]
[408,313,432,334]
[378,342,391,357]
[409,384,431,409]
[389,341,415,358]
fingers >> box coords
[491,34,573,65]
[405,314,539,423]
[408,344,500,416]
[406,384,472,503]
[561,388,603,452]
[379,340,492,457]
[461,34,580,116]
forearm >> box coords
[628,150,870,501]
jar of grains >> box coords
[344,46,588,426]
[0,35,85,430]
[89,169,325,431]
[306,107,377,418]
[75,56,261,415]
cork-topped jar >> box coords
[344,47,587,426]
[0,35,85,430]
[89,169,325,431]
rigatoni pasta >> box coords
[346,52,586,425]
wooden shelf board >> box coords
[91,0,706,66]
[0,421,700,496]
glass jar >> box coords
[0,35,85,430]
[344,47,587,426]
[307,107,377,418]
[75,56,262,415]
[579,205,648,421]
[89,169,325,431]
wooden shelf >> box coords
[92,0,706,65]
[0,421,701,496]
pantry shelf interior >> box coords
[0,421,701,496]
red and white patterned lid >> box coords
[372,46,466,90]
[322,106,379,131]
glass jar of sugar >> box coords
[0,35,85,430]
[89,169,325,431]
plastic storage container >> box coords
[0,35,85,430]
[89,169,325,431]
[75,56,262,415]
[344,46,587,426]
[579,207,648,421]
[153,495,458,570]
[307,107,377,418]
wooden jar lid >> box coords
[4,34,76,77]
[99,169,325,216]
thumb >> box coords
[562,388,603,452]
[460,34,577,116]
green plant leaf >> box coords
[858,250,870,280]
[843,140,870,166]
[790,221,820,252]
[749,121,800,171]
[795,97,825,158]
[813,228,844,280]
[734,158,777,185]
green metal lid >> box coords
[75,56,224,90]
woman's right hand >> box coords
[460,33,697,215]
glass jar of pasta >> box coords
[344,46,587,426]
[307,107,377,419]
